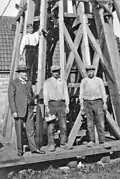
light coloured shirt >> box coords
[19,77,26,84]
[20,31,39,55]
[79,77,107,104]
[43,77,69,106]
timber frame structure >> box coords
[1,0,120,172]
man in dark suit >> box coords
[8,64,45,156]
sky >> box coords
[0,0,20,17]
[0,0,120,37]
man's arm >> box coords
[64,81,69,107]
[20,35,27,55]
[43,81,50,114]
[8,81,17,115]
[43,82,49,106]
[99,78,107,104]
[79,79,85,106]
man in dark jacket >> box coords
[8,64,45,156]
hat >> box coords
[51,65,61,72]
[85,65,96,71]
[16,64,30,72]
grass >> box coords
[7,159,120,179]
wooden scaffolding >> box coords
[2,0,120,164]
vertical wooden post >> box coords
[113,0,120,23]
[59,0,65,79]
[72,0,77,13]
[63,0,68,12]
[23,0,36,34]
[99,9,120,127]
[36,0,47,95]
[78,2,91,65]
[2,16,24,149]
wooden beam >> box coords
[87,26,115,83]
[99,9,120,127]
[59,0,65,79]
[2,17,24,149]
[106,111,120,139]
[67,111,83,149]
[23,0,36,34]
[65,25,83,80]
[78,2,91,65]
[113,0,120,23]
[36,0,47,95]
[64,24,87,78]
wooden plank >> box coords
[68,83,80,88]
[87,26,115,83]
[1,140,120,169]
[99,9,120,127]
[78,2,91,65]
[2,16,24,149]
[113,0,120,23]
[64,12,78,18]
[59,0,65,79]
[67,111,83,149]
[106,111,120,139]
[36,0,47,94]
[63,0,68,12]
[64,24,86,78]
[23,0,36,34]
[65,25,83,80]
[92,6,119,130]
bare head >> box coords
[26,24,33,34]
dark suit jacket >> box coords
[8,78,35,118]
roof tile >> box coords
[0,16,15,71]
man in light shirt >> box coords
[43,65,69,152]
[20,24,41,83]
[79,65,108,147]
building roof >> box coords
[0,16,16,71]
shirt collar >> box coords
[19,77,26,83]
[51,76,61,82]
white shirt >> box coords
[43,77,69,106]
[20,31,39,55]
[79,77,107,104]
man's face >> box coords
[19,71,28,80]
[27,26,33,34]
[87,69,95,78]
[52,70,60,79]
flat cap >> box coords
[51,65,61,72]
[85,65,96,71]
[16,64,30,72]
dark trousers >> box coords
[15,107,37,153]
[48,101,67,146]
[84,99,105,143]
[25,45,38,82]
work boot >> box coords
[49,144,56,152]
[87,141,95,147]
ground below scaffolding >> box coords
[8,157,120,179]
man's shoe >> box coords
[31,149,45,154]
[87,141,94,147]
[101,142,111,149]
[49,144,56,152]
[18,152,24,157]
[60,143,68,149]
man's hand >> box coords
[45,105,50,115]
[65,105,69,114]
[103,103,107,112]
[13,112,18,118]
[80,104,85,116]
